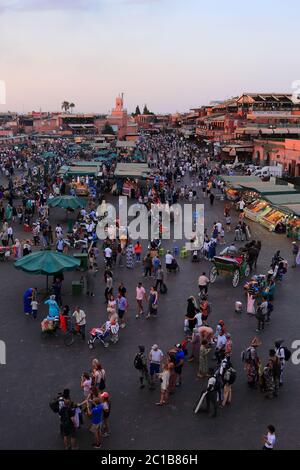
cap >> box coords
[175,343,182,349]
[101,392,109,399]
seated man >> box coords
[220,243,238,257]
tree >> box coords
[61,101,70,113]
[143,104,150,115]
[69,103,75,113]
[102,123,115,135]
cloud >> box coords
[0,0,100,13]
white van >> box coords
[254,166,283,178]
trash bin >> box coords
[72,281,83,296]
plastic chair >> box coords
[158,247,165,257]
[180,247,188,259]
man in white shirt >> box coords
[275,339,286,386]
[215,332,227,363]
[165,250,174,272]
[238,199,245,212]
[104,246,112,268]
[149,344,164,389]
[72,306,86,340]
[7,225,14,244]
[198,272,210,295]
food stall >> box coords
[244,199,273,222]
[280,204,300,240]
[259,208,287,232]
[114,163,152,198]
[225,187,240,201]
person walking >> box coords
[155,264,164,292]
[58,398,77,450]
[156,363,170,406]
[86,264,97,297]
[292,241,299,268]
[136,282,147,318]
[262,425,276,450]
[117,291,128,328]
[72,306,86,340]
[275,339,286,387]
[198,340,211,378]
[146,286,158,319]
[134,345,149,389]
[143,253,153,277]
[198,272,210,296]
[87,398,103,449]
[256,298,268,332]
[134,241,142,263]
[149,344,164,389]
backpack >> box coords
[241,347,252,363]
[224,367,237,385]
[282,346,292,362]
[49,398,60,413]
[134,353,144,370]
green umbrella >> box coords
[48,195,87,210]
[15,251,81,290]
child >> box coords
[31,298,38,319]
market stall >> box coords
[259,208,287,232]
[244,199,273,222]
[114,163,152,198]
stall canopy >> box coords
[114,163,151,179]
[59,165,100,176]
[237,182,297,196]
[222,176,261,189]
[265,193,300,206]
[116,141,136,149]
[281,204,300,216]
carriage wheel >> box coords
[209,266,218,283]
[232,270,240,288]
[244,264,251,278]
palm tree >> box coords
[69,103,75,113]
[61,101,70,113]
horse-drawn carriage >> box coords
[209,255,251,288]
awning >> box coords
[265,193,300,205]
[114,163,151,179]
[238,182,297,195]
[281,204,300,216]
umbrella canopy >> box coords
[14,251,80,275]
[48,195,86,210]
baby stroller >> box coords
[88,320,119,349]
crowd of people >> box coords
[2,132,298,450]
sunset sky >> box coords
[0,0,300,114]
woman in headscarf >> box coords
[44,295,60,321]
[23,288,36,315]
[185,296,198,335]
[5,204,12,222]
